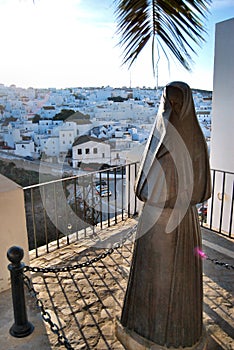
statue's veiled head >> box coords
[164,81,195,122]
[166,85,183,116]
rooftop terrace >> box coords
[0,163,233,350]
[0,218,233,350]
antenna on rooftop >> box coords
[155,44,160,89]
[155,64,158,89]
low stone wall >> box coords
[0,174,30,292]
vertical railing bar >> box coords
[64,180,69,245]
[41,186,49,253]
[121,165,124,221]
[53,182,59,249]
[114,167,117,224]
[74,177,79,240]
[229,179,234,237]
[134,162,137,215]
[107,170,110,227]
[128,163,131,218]
[219,171,226,233]
[91,173,95,235]
[99,171,103,229]
[82,176,87,238]
[200,201,205,227]
[30,188,38,258]
[209,170,216,230]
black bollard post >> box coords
[7,246,34,338]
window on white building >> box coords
[78,149,82,155]
[85,148,90,154]
[102,153,105,158]
[93,148,97,154]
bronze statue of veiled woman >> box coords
[120,82,211,348]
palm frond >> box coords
[114,0,211,71]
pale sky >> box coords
[0,0,234,91]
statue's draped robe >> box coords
[121,82,211,348]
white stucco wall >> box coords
[210,18,234,172]
[209,18,234,235]
[0,175,30,292]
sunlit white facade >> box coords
[209,18,234,234]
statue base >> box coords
[116,320,208,350]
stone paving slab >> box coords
[201,228,234,350]
[28,218,137,350]
[1,220,233,350]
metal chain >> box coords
[24,224,137,274]
[206,257,234,270]
[22,221,233,350]
[23,273,74,349]
[22,222,232,350]
[22,224,137,349]
[24,223,234,273]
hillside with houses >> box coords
[0,84,212,173]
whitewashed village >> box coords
[0,83,212,170]
[0,12,233,350]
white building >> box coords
[43,136,60,157]
[40,106,57,119]
[38,120,53,134]
[72,135,111,168]
[3,126,21,149]
[15,140,35,157]
[93,100,157,122]
[59,129,76,155]
[75,119,93,136]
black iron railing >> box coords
[23,165,233,258]
[23,162,138,257]
[200,169,234,238]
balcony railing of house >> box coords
[23,165,233,258]
[23,162,139,258]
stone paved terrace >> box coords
[0,218,233,350]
